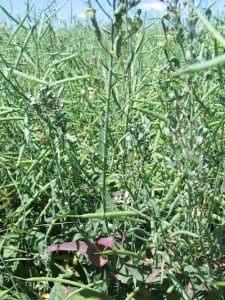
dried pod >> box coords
[85,7,96,21]
[131,18,143,33]
[86,7,101,40]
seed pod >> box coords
[130,0,141,8]
[86,7,101,41]
[93,27,101,41]
[114,2,127,27]
[114,3,127,17]
[205,7,211,19]
[113,33,122,58]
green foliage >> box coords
[1,0,225,299]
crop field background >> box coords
[1,0,225,299]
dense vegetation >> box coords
[1,0,225,299]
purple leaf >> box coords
[145,268,161,284]
[97,237,115,250]
[47,241,89,253]
[44,216,53,223]
[86,243,108,267]
[47,240,108,267]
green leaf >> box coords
[0,289,11,298]
[49,283,76,300]
[94,190,119,213]
[49,283,63,300]
[105,190,119,212]
[65,289,113,300]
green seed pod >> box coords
[113,33,122,58]
[114,3,127,17]
[130,0,141,8]
[93,27,101,41]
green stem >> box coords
[102,3,115,230]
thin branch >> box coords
[95,0,112,21]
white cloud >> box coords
[77,12,86,19]
[139,1,167,11]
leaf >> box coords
[111,261,144,284]
[47,239,112,267]
[94,191,119,213]
[185,282,194,299]
[97,238,115,250]
[49,283,66,300]
[65,289,112,300]
[146,268,161,283]
[85,243,108,267]
[47,241,89,253]
[111,271,131,284]
[48,240,100,266]
[3,245,18,259]
[105,190,119,212]
[168,272,190,300]
[125,266,145,281]
[11,293,30,300]
[49,281,76,300]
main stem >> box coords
[102,3,115,231]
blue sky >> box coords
[0,0,224,22]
